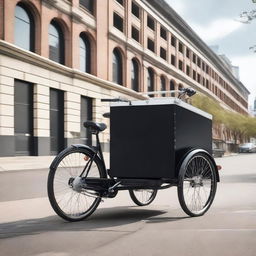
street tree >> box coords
[237,8,256,52]
[192,94,256,143]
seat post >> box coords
[95,132,107,172]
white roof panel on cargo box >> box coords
[111,98,212,120]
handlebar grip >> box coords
[101,98,119,102]
[103,112,110,118]
[101,98,130,102]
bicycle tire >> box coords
[47,146,105,221]
[129,189,157,206]
[177,152,217,217]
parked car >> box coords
[238,143,256,153]
[212,142,225,157]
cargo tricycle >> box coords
[47,88,220,221]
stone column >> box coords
[34,84,50,155]
[0,75,14,156]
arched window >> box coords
[131,58,139,91]
[147,68,154,97]
[178,84,183,90]
[112,48,123,85]
[170,80,175,97]
[49,20,64,64]
[160,76,166,97]
[79,33,91,73]
[14,4,34,51]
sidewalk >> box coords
[0,152,236,172]
[0,156,55,172]
[0,153,110,172]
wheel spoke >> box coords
[179,154,217,216]
[48,148,103,221]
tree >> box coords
[237,9,256,52]
[191,94,256,143]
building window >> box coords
[113,13,123,32]
[186,48,190,59]
[113,48,123,85]
[160,76,166,97]
[197,57,201,67]
[131,58,139,92]
[178,84,183,90]
[193,70,196,80]
[132,1,140,19]
[202,62,205,71]
[178,60,183,71]
[131,26,140,42]
[178,42,183,53]
[206,65,209,74]
[80,0,94,14]
[14,4,34,52]
[171,55,176,66]
[147,15,155,31]
[49,20,64,64]
[147,68,154,96]
[193,53,196,63]
[79,33,91,73]
[160,47,167,60]
[81,96,92,146]
[116,0,124,6]
[186,65,190,76]
[170,80,175,97]
[206,80,209,89]
[197,73,201,83]
[160,26,167,40]
[147,38,155,52]
[171,35,176,47]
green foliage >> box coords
[191,94,256,139]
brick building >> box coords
[0,0,250,156]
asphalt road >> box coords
[0,153,256,256]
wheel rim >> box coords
[132,189,156,205]
[52,151,101,219]
[182,155,215,215]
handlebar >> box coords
[139,87,196,98]
[178,88,196,98]
[101,97,130,103]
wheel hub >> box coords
[71,176,83,192]
[191,175,203,187]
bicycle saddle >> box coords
[84,121,107,132]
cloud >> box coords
[231,55,256,106]
[191,18,243,42]
[167,1,186,16]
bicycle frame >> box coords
[72,130,175,198]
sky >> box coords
[165,0,256,109]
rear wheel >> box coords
[129,189,157,206]
[47,147,105,221]
[178,152,217,217]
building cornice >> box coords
[144,0,250,95]
[0,40,145,100]
[108,32,248,112]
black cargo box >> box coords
[109,98,212,179]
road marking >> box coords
[194,229,256,232]
[233,209,256,214]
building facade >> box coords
[0,0,250,156]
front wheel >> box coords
[177,152,217,217]
[47,146,105,222]
[129,189,157,206]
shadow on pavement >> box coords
[145,216,189,224]
[0,206,183,239]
